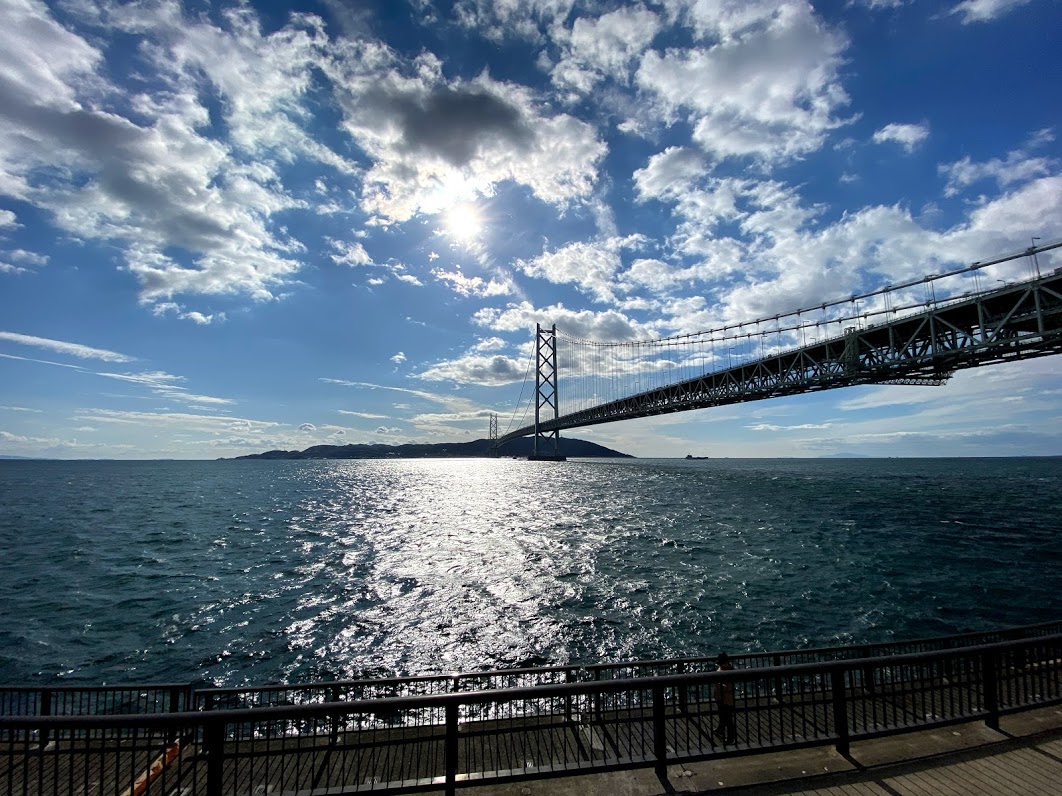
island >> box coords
[230,437,632,460]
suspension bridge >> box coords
[490,240,1062,458]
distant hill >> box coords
[232,437,633,460]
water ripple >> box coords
[1,457,1060,685]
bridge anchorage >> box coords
[491,239,1062,456]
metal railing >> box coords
[190,619,1062,710]
[2,632,1061,795]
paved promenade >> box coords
[472,706,1062,796]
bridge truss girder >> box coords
[497,270,1062,442]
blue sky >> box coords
[1,0,1060,460]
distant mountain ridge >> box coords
[231,437,632,460]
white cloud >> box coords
[417,353,528,386]
[872,122,929,153]
[450,0,577,43]
[939,131,1056,197]
[473,301,652,342]
[432,268,514,297]
[551,6,662,95]
[748,422,833,431]
[950,0,1034,24]
[0,331,134,362]
[71,408,277,435]
[326,50,606,223]
[0,210,19,229]
[390,352,407,364]
[515,235,647,303]
[337,409,390,419]
[152,302,225,325]
[1,249,47,267]
[298,422,316,432]
[635,1,851,164]
[0,1,330,305]
[633,147,709,202]
[95,369,234,406]
[330,239,373,266]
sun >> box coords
[443,203,484,243]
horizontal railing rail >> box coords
[5,620,1059,718]
[2,633,1060,796]
[191,618,1062,709]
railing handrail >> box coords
[4,619,1057,708]
[193,618,1062,697]
[0,682,191,694]
[4,631,1059,730]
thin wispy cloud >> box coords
[0,332,133,363]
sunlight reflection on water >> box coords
[1,457,1061,685]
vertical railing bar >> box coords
[652,684,666,776]
[204,717,224,796]
[983,650,1000,731]
[831,669,849,756]
[445,701,458,796]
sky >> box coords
[0,0,1060,460]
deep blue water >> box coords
[1,457,1060,687]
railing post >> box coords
[983,650,1000,731]
[167,686,182,744]
[677,662,687,714]
[773,654,783,701]
[445,702,459,796]
[652,684,667,777]
[39,688,52,749]
[204,719,225,796]
[329,685,341,745]
[564,669,574,722]
[830,670,849,756]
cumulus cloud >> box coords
[0,210,19,229]
[635,1,851,164]
[0,0,314,304]
[390,352,407,364]
[633,147,709,202]
[298,422,316,432]
[417,353,527,386]
[514,235,648,303]
[551,6,663,95]
[872,122,930,153]
[326,49,606,222]
[473,301,652,342]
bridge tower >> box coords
[487,413,498,457]
[530,323,565,461]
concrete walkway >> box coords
[472,705,1062,796]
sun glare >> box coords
[443,204,483,243]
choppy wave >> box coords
[1,456,1060,685]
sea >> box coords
[1,457,1060,688]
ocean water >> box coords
[0,457,1060,687]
